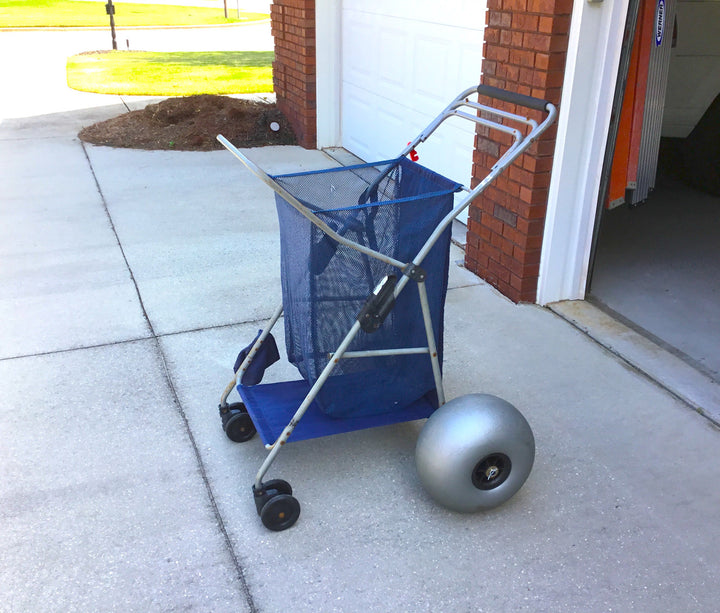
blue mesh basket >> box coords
[272,157,461,418]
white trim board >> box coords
[537,0,630,305]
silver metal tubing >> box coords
[254,320,363,487]
[408,86,480,149]
[217,135,407,272]
[408,89,536,152]
[218,303,284,407]
[448,109,523,141]
[416,280,445,407]
[463,100,539,129]
[409,101,558,270]
[339,347,430,358]
[218,378,238,409]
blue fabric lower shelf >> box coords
[238,379,435,446]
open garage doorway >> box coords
[589,0,720,382]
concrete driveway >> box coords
[2,27,720,613]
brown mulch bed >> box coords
[78,95,297,151]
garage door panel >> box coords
[457,0,485,24]
[458,38,485,93]
[374,25,412,94]
[341,0,486,222]
[343,91,419,161]
[376,106,417,157]
[342,82,377,160]
[412,35,461,105]
[343,10,485,106]
[344,0,484,28]
[343,15,377,87]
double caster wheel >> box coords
[415,394,535,513]
[219,402,257,443]
[253,479,301,531]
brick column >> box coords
[271,0,317,149]
[465,0,572,302]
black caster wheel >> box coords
[219,402,256,443]
[252,479,300,531]
[262,479,292,497]
[252,479,293,512]
[260,494,301,531]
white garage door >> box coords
[341,0,486,207]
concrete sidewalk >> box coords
[2,37,720,613]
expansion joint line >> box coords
[80,142,258,613]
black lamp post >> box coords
[105,0,117,50]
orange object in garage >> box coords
[607,0,657,209]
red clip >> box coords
[407,142,419,162]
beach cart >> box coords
[216,85,557,531]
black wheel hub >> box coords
[472,453,512,490]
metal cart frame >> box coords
[216,85,557,531]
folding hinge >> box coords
[402,263,427,282]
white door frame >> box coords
[316,0,342,148]
[536,0,631,305]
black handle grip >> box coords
[476,84,550,113]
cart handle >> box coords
[394,85,558,288]
[360,85,553,205]
[476,83,551,113]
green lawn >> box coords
[0,0,268,28]
[67,50,274,95]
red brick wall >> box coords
[465,0,572,302]
[271,0,317,149]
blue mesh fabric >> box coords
[273,157,460,418]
